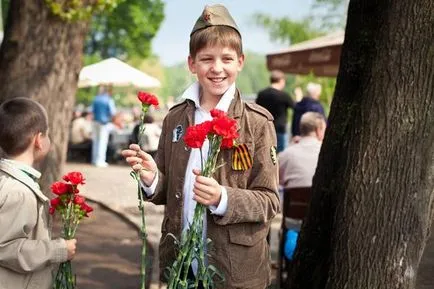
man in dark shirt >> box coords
[256,70,294,153]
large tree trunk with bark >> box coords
[0,0,88,192]
[288,0,434,289]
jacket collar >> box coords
[182,85,244,120]
[227,88,244,119]
[0,159,49,202]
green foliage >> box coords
[160,63,196,101]
[237,52,270,95]
[252,0,347,45]
[252,13,323,45]
[85,0,164,59]
[44,0,124,22]
[313,0,348,30]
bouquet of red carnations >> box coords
[166,109,238,289]
[49,171,93,289]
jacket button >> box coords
[175,192,181,199]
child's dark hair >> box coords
[0,98,48,157]
[189,26,243,58]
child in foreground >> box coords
[0,98,77,289]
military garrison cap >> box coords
[190,4,240,37]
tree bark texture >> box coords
[0,0,88,192]
[288,1,434,289]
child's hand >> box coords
[122,144,157,186]
[65,239,77,260]
[192,169,222,207]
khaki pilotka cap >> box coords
[190,4,241,37]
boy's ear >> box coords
[188,55,196,74]
[34,133,43,150]
[237,54,245,72]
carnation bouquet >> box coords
[166,109,238,289]
[131,91,159,289]
[49,171,93,289]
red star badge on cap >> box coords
[203,13,211,22]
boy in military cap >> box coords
[123,4,279,289]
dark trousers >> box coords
[187,267,205,289]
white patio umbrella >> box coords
[78,57,161,88]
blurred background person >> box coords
[70,111,93,146]
[91,85,116,167]
[279,112,326,189]
[67,111,93,163]
[291,82,326,141]
[256,70,295,153]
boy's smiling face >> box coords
[188,44,244,101]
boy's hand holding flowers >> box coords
[65,239,77,260]
[192,168,222,207]
[123,144,158,187]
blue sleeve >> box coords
[109,99,116,117]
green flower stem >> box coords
[135,104,150,289]
[137,177,147,289]
[167,223,196,289]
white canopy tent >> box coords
[78,57,161,88]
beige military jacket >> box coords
[149,91,280,289]
[0,160,67,289]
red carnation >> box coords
[184,121,212,148]
[210,116,238,139]
[50,197,62,208]
[210,109,225,118]
[49,207,55,215]
[221,137,235,149]
[50,181,70,195]
[137,91,159,107]
[63,172,85,185]
[73,195,86,205]
[80,203,94,217]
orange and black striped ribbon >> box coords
[232,144,253,171]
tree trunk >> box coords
[0,0,89,192]
[288,0,434,289]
